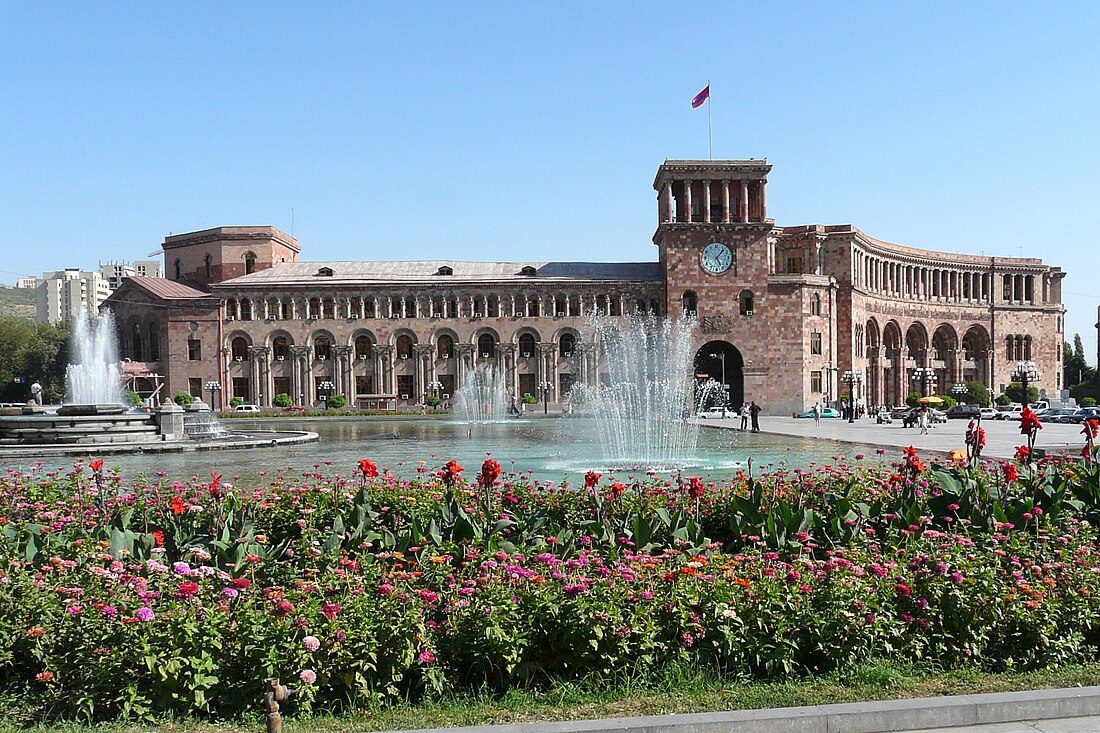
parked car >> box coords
[795,407,840,419]
[696,407,730,419]
[1063,407,1100,424]
[994,405,1024,420]
[234,404,260,413]
[899,407,947,427]
[1043,408,1079,423]
[979,407,998,420]
[876,411,893,424]
[890,405,913,420]
[946,404,981,420]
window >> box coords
[810,331,823,355]
[188,377,202,398]
[518,333,536,358]
[811,371,823,393]
[355,336,373,359]
[739,290,754,316]
[187,338,201,361]
[435,265,453,276]
[174,259,182,280]
[396,334,414,359]
[204,253,212,280]
[437,334,453,359]
[231,337,249,361]
[786,257,803,274]
[314,336,331,360]
[810,293,821,316]
[273,336,289,360]
[478,334,497,358]
[560,332,576,357]
[245,252,256,275]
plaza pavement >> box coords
[698,414,1091,461]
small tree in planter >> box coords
[425,395,442,409]
[327,394,346,409]
[229,396,244,408]
[173,391,194,406]
[272,393,292,408]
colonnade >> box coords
[853,251,1049,306]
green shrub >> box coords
[965,381,991,407]
[229,396,244,408]
[272,393,292,407]
[425,395,442,408]
[1084,397,1097,407]
[936,395,957,409]
[173,391,194,406]
[905,391,920,408]
[1004,382,1038,405]
[1070,382,1100,406]
[327,394,347,409]
[522,393,538,404]
[995,394,1012,406]
[124,390,143,407]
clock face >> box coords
[701,242,733,274]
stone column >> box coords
[661,180,673,223]
[740,180,749,222]
[414,344,432,402]
[456,344,474,389]
[684,179,693,223]
[702,180,711,223]
[722,180,731,223]
[334,345,352,398]
[759,179,767,221]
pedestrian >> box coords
[813,402,821,425]
[740,403,749,430]
[919,408,929,435]
[750,401,762,432]
[30,380,43,406]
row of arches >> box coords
[854,251,1047,306]
[681,289,757,316]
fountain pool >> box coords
[3,416,876,483]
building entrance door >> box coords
[694,341,745,409]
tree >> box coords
[273,393,292,407]
[0,317,70,403]
[1064,333,1096,388]
[1004,381,1039,405]
[173,391,194,406]
[965,380,991,407]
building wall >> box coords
[35,269,110,324]
[163,226,300,286]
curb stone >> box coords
[375,686,1100,733]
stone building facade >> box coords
[104,160,1065,414]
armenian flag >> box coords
[691,84,710,108]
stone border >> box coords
[0,430,318,458]
[376,686,1100,733]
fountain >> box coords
[60,310,125,415]
[575,312,701,469]
[453,365,512,423]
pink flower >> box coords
[320,602,342,619]
[135,607,155,622]
[418,650,436,664]
[302,635,320,652]
[299,669,317,685]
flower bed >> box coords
[2,439,1100,720]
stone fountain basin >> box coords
[0,412,159,445]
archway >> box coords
[694,341,745,409]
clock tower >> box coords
[653,159,775,410]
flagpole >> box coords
[707,80,712,159]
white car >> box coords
[234,404,260,413]
[696,407,730,419]
[979,407,998,420]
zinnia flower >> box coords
[358,459,378,478]
[299,669,317,684]
[135,607,155,622]
[302,635,320,652]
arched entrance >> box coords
[694,341,745,408]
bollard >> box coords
[264,677,297,733]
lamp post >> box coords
[841,369,862,423]
[708,352,727,407]
[427,379,443,409]
[911,367,937,398]
[951,382,968,404]
[204,380,220,410]
[538,380,553,415]
[319,380,334,411]
[1011,360,1041,410]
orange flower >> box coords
[733,577,751,588]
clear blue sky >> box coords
[2,2,1097,362]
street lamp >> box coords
[709,352,727,408]
[538,380,553,415]
[951,382,968,404]
[841,369,862,423]
[319,380,335,411]
[427,379,443,408]
[1011,361,1041,410]
[204,380,220,410]
[911,367,937,398]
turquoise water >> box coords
[6,417,866,485]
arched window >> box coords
[437,334,454,359]
[810,293,821,316]
[204,253,212,280]
[355,335,373,359]
[174,259,181,280]
[739,290,755,316]
[682,290,697,314]
[1023,335,1032,361]
[560,332,576,357]
[518,333,536,358]
[231,337,249,361]
[404,296,417,318]
[240,298,253,321]
[314,336,331,360]
[132,323,144,361]
[478,334,496,358]
[148,323,159,361]
[396,334,414,359]
[245,251,256,275]
[273,336,289,360]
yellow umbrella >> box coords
[917,395,943,404]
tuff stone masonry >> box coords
[104,159,1065,415]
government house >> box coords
[104,159,1065,415]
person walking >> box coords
[813,402,822,426]
[749,401,762,433]
[740,403,750,431]
[919,407,929,435]
[30,380,43,406]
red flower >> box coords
[686,476,705,501]
[177,581,199,599]
[1003,463,1019,482]
[358,459,379,478]
[441,460,463,488]
[895,583,911,597]
[152,530,164,547]
[89,459,104,473]
[584,471,602,489]
[1082,419,1099,440]
[902,446,925,476]
[1014,445,1030,461]
[478,459,501,489]
[230,577,251,590]
[1019,408,1043,434]
[606,481,626,501]
[321,602,342,619]
[209,472,223,499]
[170,497,186,516]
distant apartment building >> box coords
[16,276,39,289]
[99,259,164,290]
[36,268,111,324]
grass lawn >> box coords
[4,661,1099,733]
